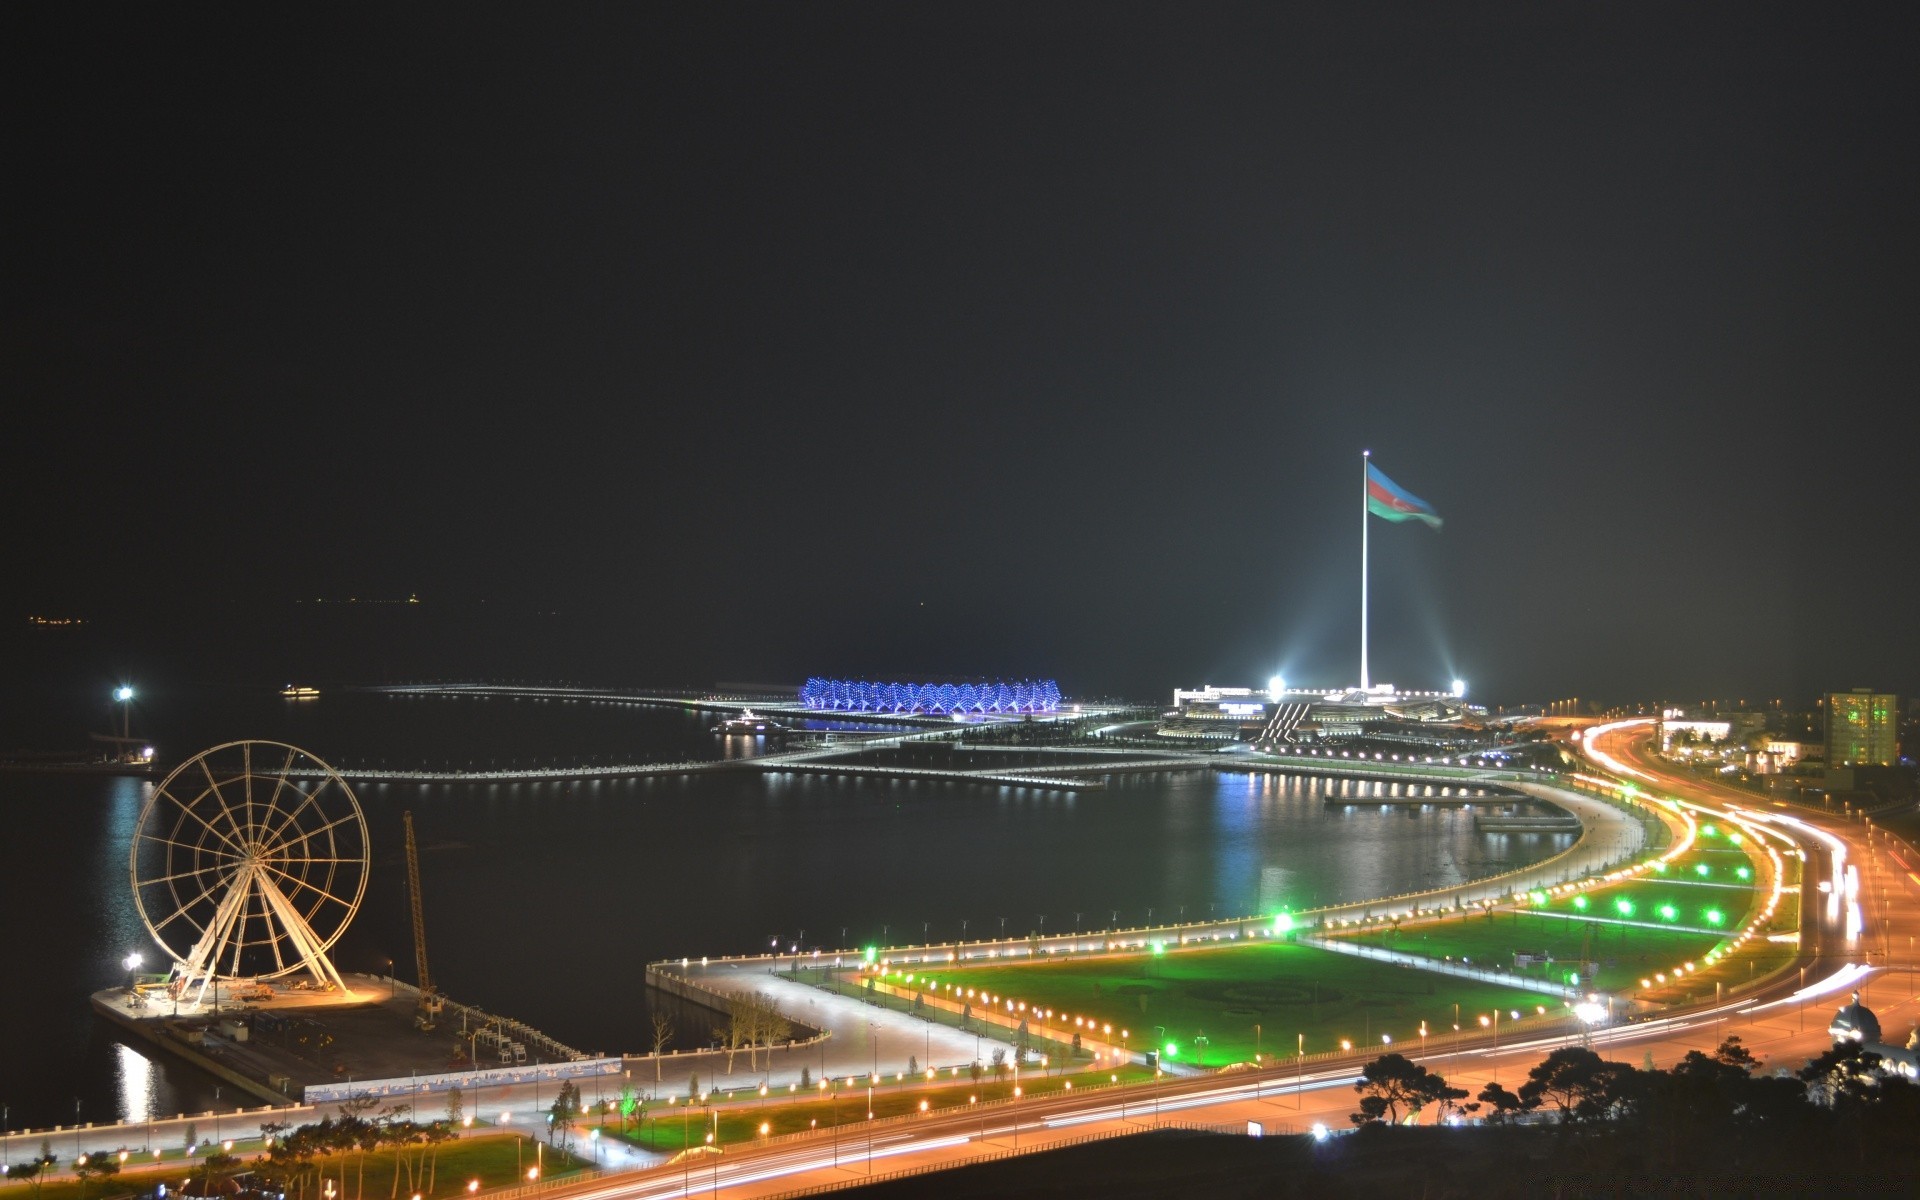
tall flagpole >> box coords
[1360,449,1370,691]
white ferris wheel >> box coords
[130,740,370,1005]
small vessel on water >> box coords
[281,685,321,699]
[713,709,786,736]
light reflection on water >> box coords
[116,1043,154,1124]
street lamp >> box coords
[1479,1010,1501,1082]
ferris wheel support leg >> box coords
[179,867,255,1005]
[258,872,351,994]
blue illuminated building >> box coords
[800,678,1062,715]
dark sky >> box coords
[5,3,1917,705]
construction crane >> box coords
[403,811,445,1030]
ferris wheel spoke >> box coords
[138,864,230,889]
[266,811,362,855]
[240,743,255,838]
[199,757,252,846]
[149,863,242,933]
[259,859,354,911]
[260,776,328,850]
[160,786,249,858]
[252,746,301,847]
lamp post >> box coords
[1480,1011,1500,1083]
[114,686,134,744]
[1011,1058,1019,1149]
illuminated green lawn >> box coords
[900,942,1569,1067]
[1526,834,1763,932]
[609,1064,1155,1152]
[1330,911,1727,991]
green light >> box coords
[864,946,877,963]
[1705,909,1724,925]
[1615,898,1635,918]
[1695,864,1711,877]
[1736,867,1750,881]
[1701,824,1717,837]
[1622,784,1638,796]
[1573,895,1589,911]
[1164,1042,1178,1057]
[1652,862,1668,873]
[1529,891,1548,906]
[1657,904,1677,922]
[1152,941,1165,955]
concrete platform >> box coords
[93,975,570,1105]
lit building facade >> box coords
[1826,690,1898,766]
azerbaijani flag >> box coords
[1365,461,1442,529]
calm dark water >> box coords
[0,689,1568,1129]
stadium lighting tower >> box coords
[114,685,134,739]
[1451,679,1466,698]
[1267,675,1285,699]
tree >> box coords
[651,1010,675,1080]
[74,1153,121,1200]
[1476,1082,1524,1124]
[754,992,792,1054]
[1799,1041,1883,1108]
[688,1072,700,1101]
[720,993,754,1073]
[548,1080,580,1148]
[183,1121,199,1152]
[197,1151,239,1199]
[799,1066,811,1090]
[1518,1047,1635,1123]
[1350,1053,1466,1126]
[444,1085,464,1128]
[9,1155,52,1200]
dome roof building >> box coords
[1829,991,1882,1044]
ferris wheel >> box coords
[130,740,369,1004]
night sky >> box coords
[6,4,1917,706]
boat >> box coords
[713,710,786,736]
[281,686,320,699]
